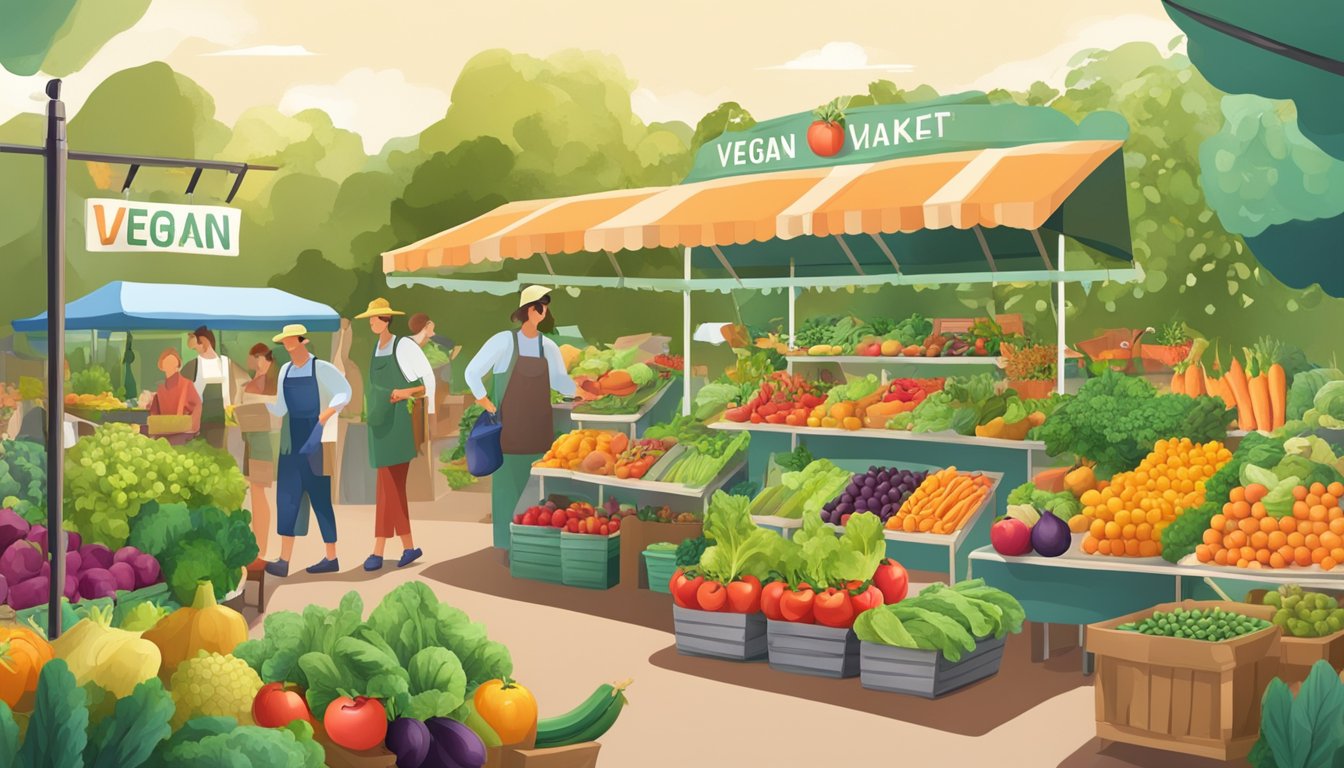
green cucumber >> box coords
[563,691,627,745]
[535,680,630,747]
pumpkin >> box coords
[142,580,248,681]
[0,625,53,707]
[473,677,538,745]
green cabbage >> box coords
[1306,380,1344,429]
[625,363,654,387]
[1288,368,1343,420]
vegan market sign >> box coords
[85,199,241,256]
[684,92,1130,183]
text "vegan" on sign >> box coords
[85,198,241,256]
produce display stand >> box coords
[568,380,679,439]
[619,518,701,590]
[968,540,1344,672]
[531,456,747,514]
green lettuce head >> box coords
[1306,381,1344,429]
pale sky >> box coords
[0,0,1184,153]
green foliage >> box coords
[70,365,113,396]
[854,580,1025,661]
[65,425,247,548]
[146,718,324,768]
[1250,661,1344,768]
[691,102,756,153]
[698,492,780,583]
[1160,501,1219,564]
[127,503,257,603]
[0,438,46,525]
[17,660,88,768]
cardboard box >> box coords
[1086,600,1281,762]
[1246,589,1344,686]
[618,517,702,590]
[612,333,670,362]
[494,725,602,768]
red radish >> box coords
[807,98,848,157]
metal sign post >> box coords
[0,79,277,637]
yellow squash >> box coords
[143,581,248,681]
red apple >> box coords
[991,517,1034,556]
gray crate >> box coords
[673,606,767,661]
[859,635,1005,698]
[766,620,860,678]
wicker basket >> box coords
[146,414,193,436]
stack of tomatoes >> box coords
[723,372,826,426]
[882,377,943,405]
[513,501,631,536]
[669,558,910,627]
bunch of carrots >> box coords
[1170,337,1286,433]
[887,467,993,535]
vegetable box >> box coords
[618,517,702,590]
[859,634,1006,698]
[766,619,860,678]
[1246,588,1344,687]
[314,726,397,768]
[1085,600,1280,761]
[494,722,602,768]
[641,549,677,594]
[560,531,620,589]
[510,524,563,584]
[673,605,767,661]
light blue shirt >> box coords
[267,356,352,417]
[465,331,576,400]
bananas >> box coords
[534,678,632,748]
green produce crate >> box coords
[642,549,678,594]
[561,531,620,589]
[510,523,563,584]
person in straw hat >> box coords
[264,324,351,576]
[355,297,433,571]
[464,285,576,550]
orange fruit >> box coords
[1097,539,1111,555]
[1125,540,1141,557]
[1332,547,1344,563]
[1289,532,1306,548]
[1236,558,1251,568]
[1082,537,1099,554]
[1240,518,1260,535]
[1211,513,1226,530]
[1315,521,1331,536]
[1313,548,1328,565]
[1296,547,1313,567]
[1257,549,1273,565]
[1292,485,1308,501]
[1294,502,1310,520]
[1241,546,1257,563]
[1308,534,1322,550]
[1251,532,1269,550]
[1139,540,1159,558]
[1203,529,1221,545]
[1232,486,1248,502]
[1311,506,1329,522]
[1270,553,1287,569]
[1323,558,1338,572]
[1323,532,1342,550]
[1324,494,1339,508]
[1214,548,1229,565]
[1268,531,1287,550]
[1227,530,1248,549]
[1259,517,1279,533]
[1196,544,1211,562]
[1312,482,1327,496]
[1280,517,1297,533]
[1329,518,1344,535]
[1329,481,1344,498]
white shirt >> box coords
[464,330,576,400]
[267,356,351,444]
[193,354,233,408]
[375,336,437,414]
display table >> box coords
[532,456,746,514]
[567,381,679,439]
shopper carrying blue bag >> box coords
[464,286,577,550]
[466,409,504,476]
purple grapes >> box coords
[822,466,929,525]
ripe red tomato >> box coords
[873,559,909,604]
[696,580,728,611]
[779,587,815,623]
[552,510,567,525]
[252,682,312,728]
[671,570,704,609]
[599,524,610,536]
[813,588,856,628]
[522,510,539,526]
[538,510,552,526]
[807,120,844,157]
[609,519,621,532]
[849,583,883,614]
[725,575,762,613]
[512,513,523,525]
[323,696,387,751]
[761,581,787,620]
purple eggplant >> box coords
[426,717,486,768]
[385,718,431,768]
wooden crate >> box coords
[1086,600,1281,762]
[766,619,860,678]
[617,517,702,590]
[1246,589,1344,687]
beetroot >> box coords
[7,575,48,610]
[0,509,29,555]
[66,531,82,553]
[0,540,43,585]
[65,550,82,578]
[78,569,118,601]
[0,573,7,605]
[79,544,113,572]
[108,562,135,592]
[130,554,161,588]
[64,573,78,602]
[113,546,142,566]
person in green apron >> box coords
[355,298,430,571]
[464,286,577,550]
[184,326,241,450]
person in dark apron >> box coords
[464,286,577,550]
[184,326,239,450]
[265,324,352,576]
[355,298,430,571]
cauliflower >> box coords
[169,651,263,729]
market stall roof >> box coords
[11,281,341,333]
[383,139,1127,274]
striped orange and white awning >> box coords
[382,139,1122,274]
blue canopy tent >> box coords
[12,281,341,333]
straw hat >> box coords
[272,324,310,343]
[355,297,405,319]
[519,285,553,307]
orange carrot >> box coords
[1248,372,1272,432]
[1268,362,1286,431]
[1207,370,1235,411]
[1170,370,1185,395]
[1184,363,1204,397]
[1226,358,1255,431]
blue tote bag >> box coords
[465,410,504,476]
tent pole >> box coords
[1057,234,1066,394]
[788,257,796,348]
[44,79,68,638]
[682,247,691,417]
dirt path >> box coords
[253,491,1238,768]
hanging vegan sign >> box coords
[85,199,241,256]
[683,91,1130,183]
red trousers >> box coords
[376,462,412,537]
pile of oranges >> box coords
[1195,482,1344,571]
[1074,438,1233,557]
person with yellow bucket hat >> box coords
[354,297,433,571]
[464,285,577,549]
[264,323,351,576]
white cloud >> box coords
[203,44,318,58]
[631,86,729,125]
[279,68,449,153]
[762,42,913,72]
[967,15,1184,92]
